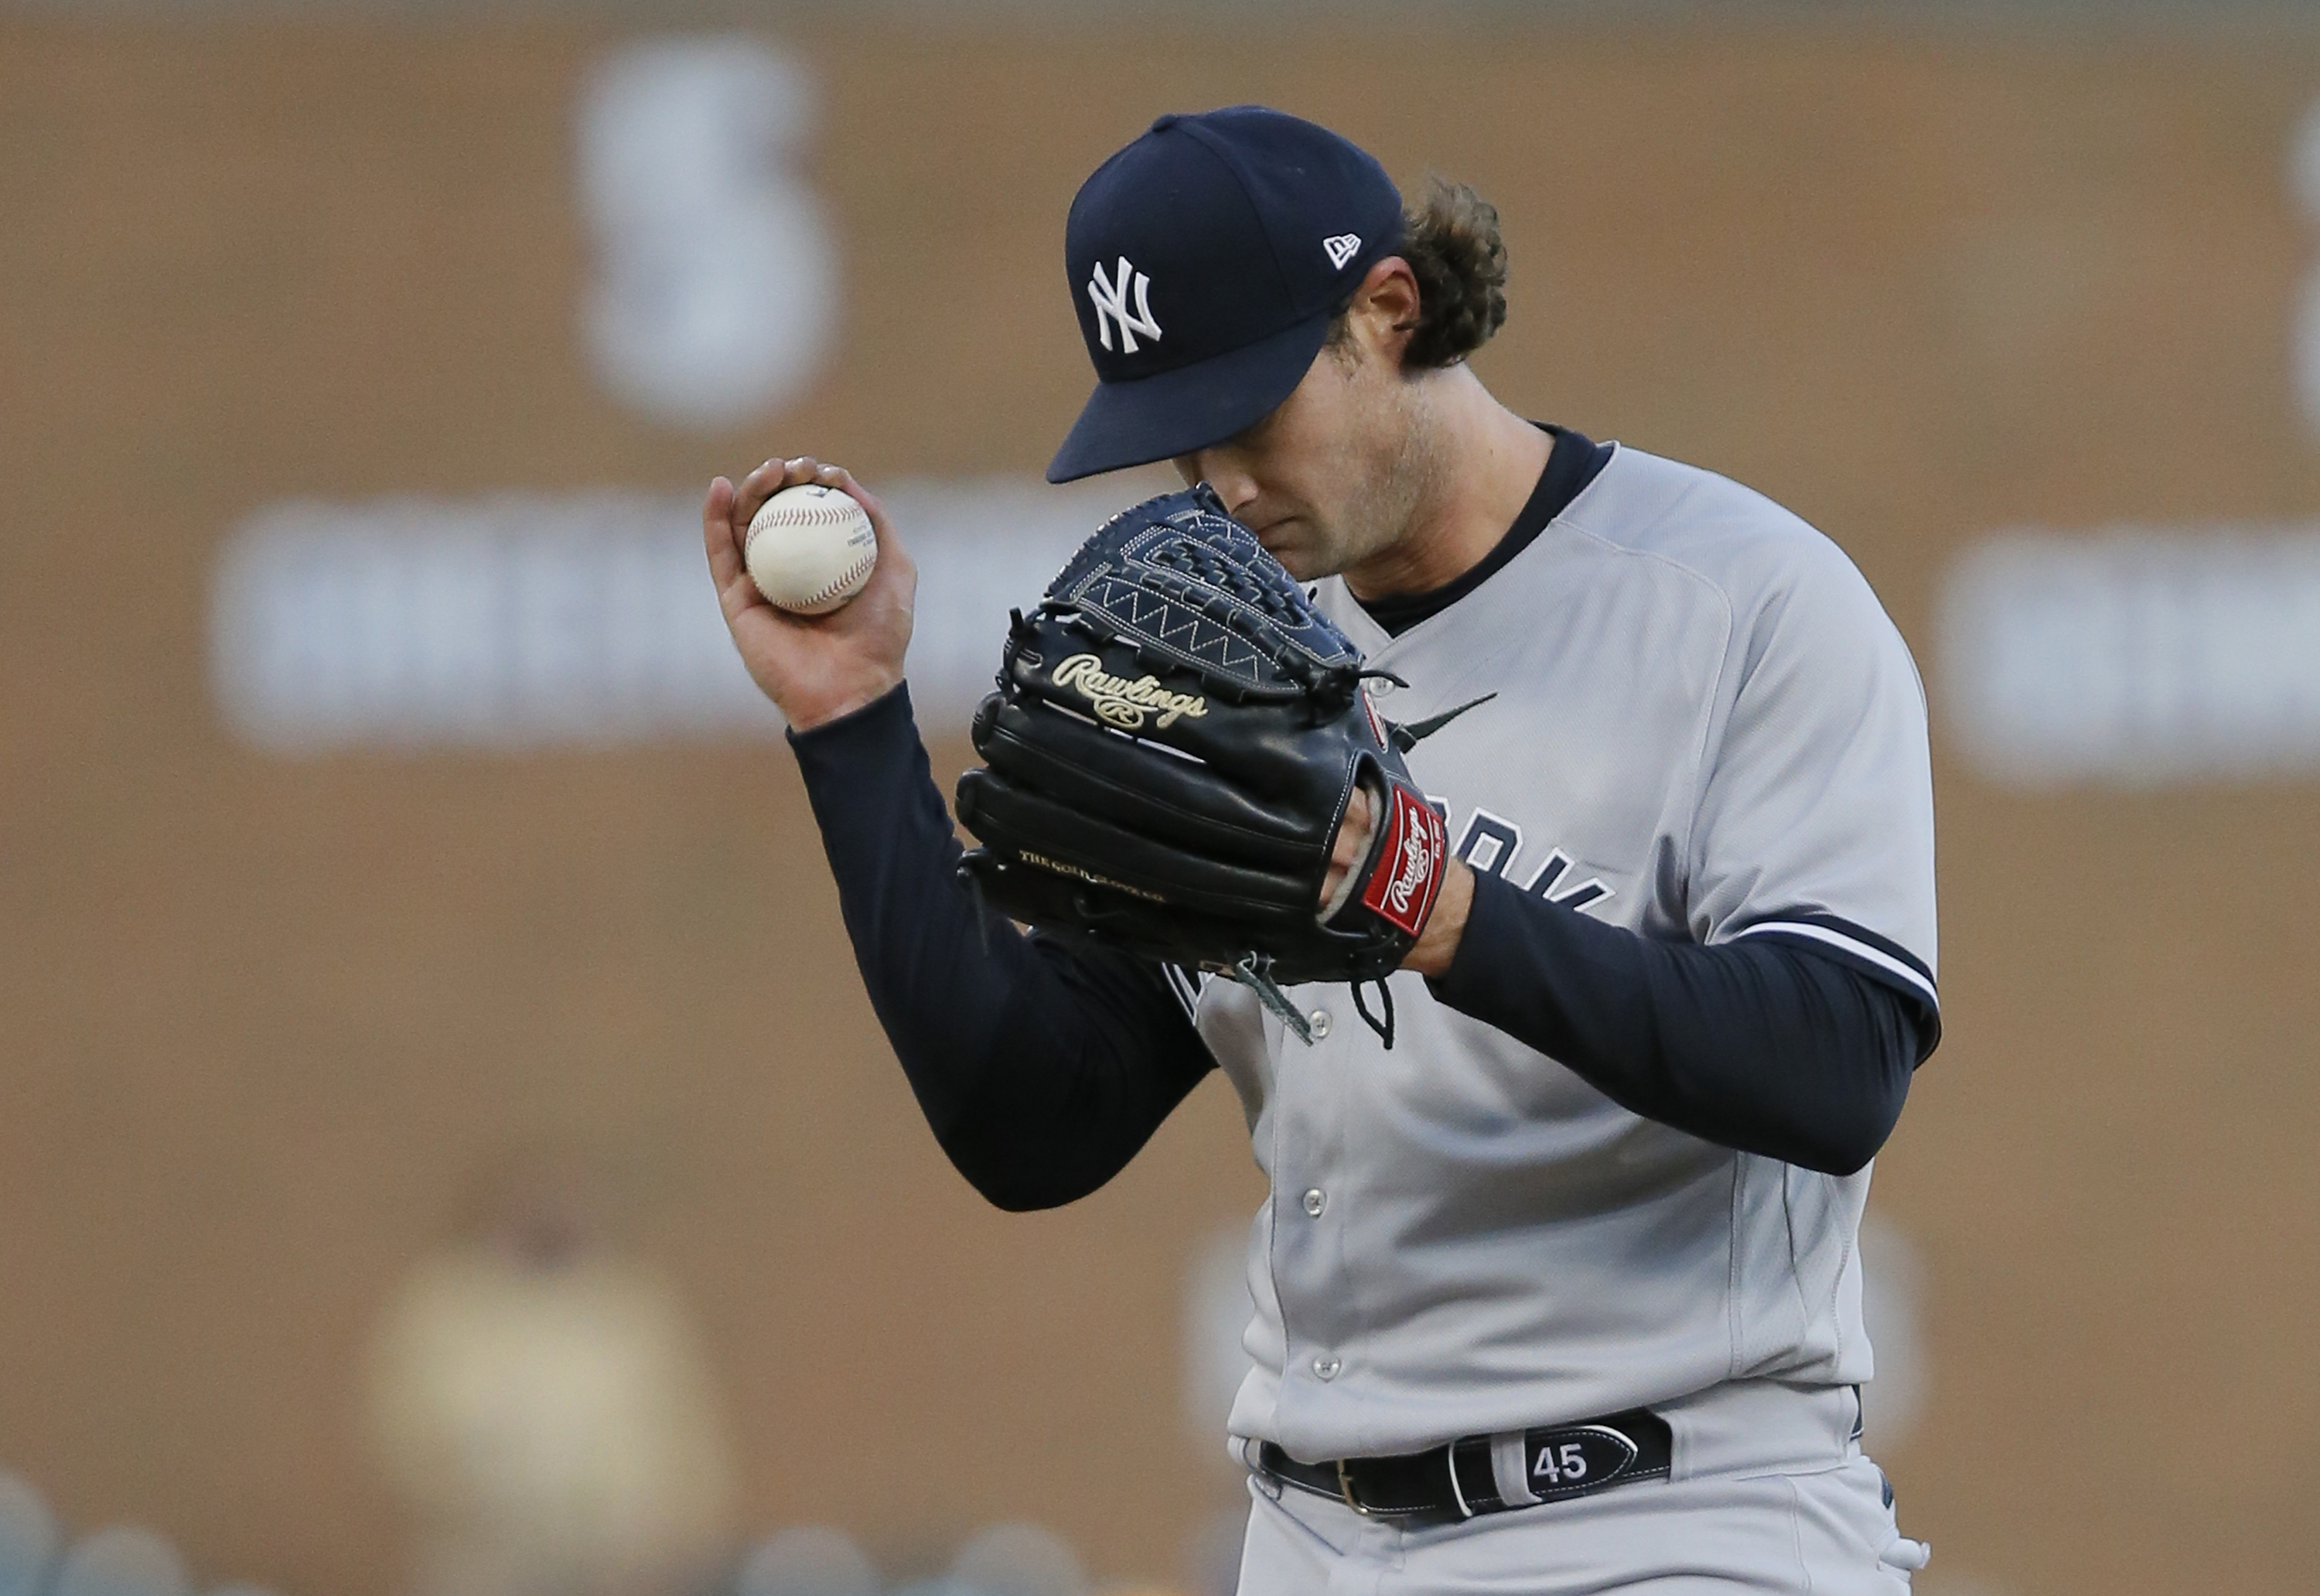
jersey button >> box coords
[1301,1188,1327,1218]
[1311,1354,1341,1380]
[1306,1008,1332,1039]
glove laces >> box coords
[1230,954,1397,1049]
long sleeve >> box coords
[787,684,1215,1209]
[1428,870,1933,1175]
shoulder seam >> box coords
[1557,508,1736,891]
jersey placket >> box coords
[1265,985,1363,1433]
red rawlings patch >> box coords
[1358,783,1448,938]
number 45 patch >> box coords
[1528,1424,1642,1496]
[1534,1441,1591,1483]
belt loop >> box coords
[1490,1432,1540,1507]
[1445,1441,1475,1519]
[1241,1438,1282,1500]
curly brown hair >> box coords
[1329,176,1510,368]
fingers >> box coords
[815,462,916,585]
[1319,784,1378,916]
[702,476,747,589]
[815,462,887,531]
[732,456,785,528]
[1336,785,1377,868]
[733,454,838,527]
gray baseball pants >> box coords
[1234,1454,1929,1595]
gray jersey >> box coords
[1193,444,1938,1465]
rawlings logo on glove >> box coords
[1051,653,1209,730]
[952,484,1446,1046]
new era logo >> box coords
[1323,233,1363,270]
[1088,256,1163,353]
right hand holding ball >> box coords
[703,456,916,732]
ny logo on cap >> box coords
[1323,233,1363,269]
[1088,256,1163,353]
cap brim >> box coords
[1045,312,1333,483]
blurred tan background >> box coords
[3,8,2318,1596]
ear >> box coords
[1344,256,1422,365]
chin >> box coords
[1256,528,1325,583]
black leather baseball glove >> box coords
[954,485,1449,1045]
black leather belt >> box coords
[1257,1408,1672,1529]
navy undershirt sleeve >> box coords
[793,684,1927,1191]
[1430,871,1933,1176]
[788,683,1215,1211]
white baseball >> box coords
[745,483,879,615]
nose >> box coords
[1175,449,1260,515]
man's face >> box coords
[1171,326,1437,585]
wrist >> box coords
[1402,858,1473,977]
[783,676,910,742]
[780,668,908,735]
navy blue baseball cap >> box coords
[1046,107,1405,483]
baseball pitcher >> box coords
[705,107,1939,1594]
